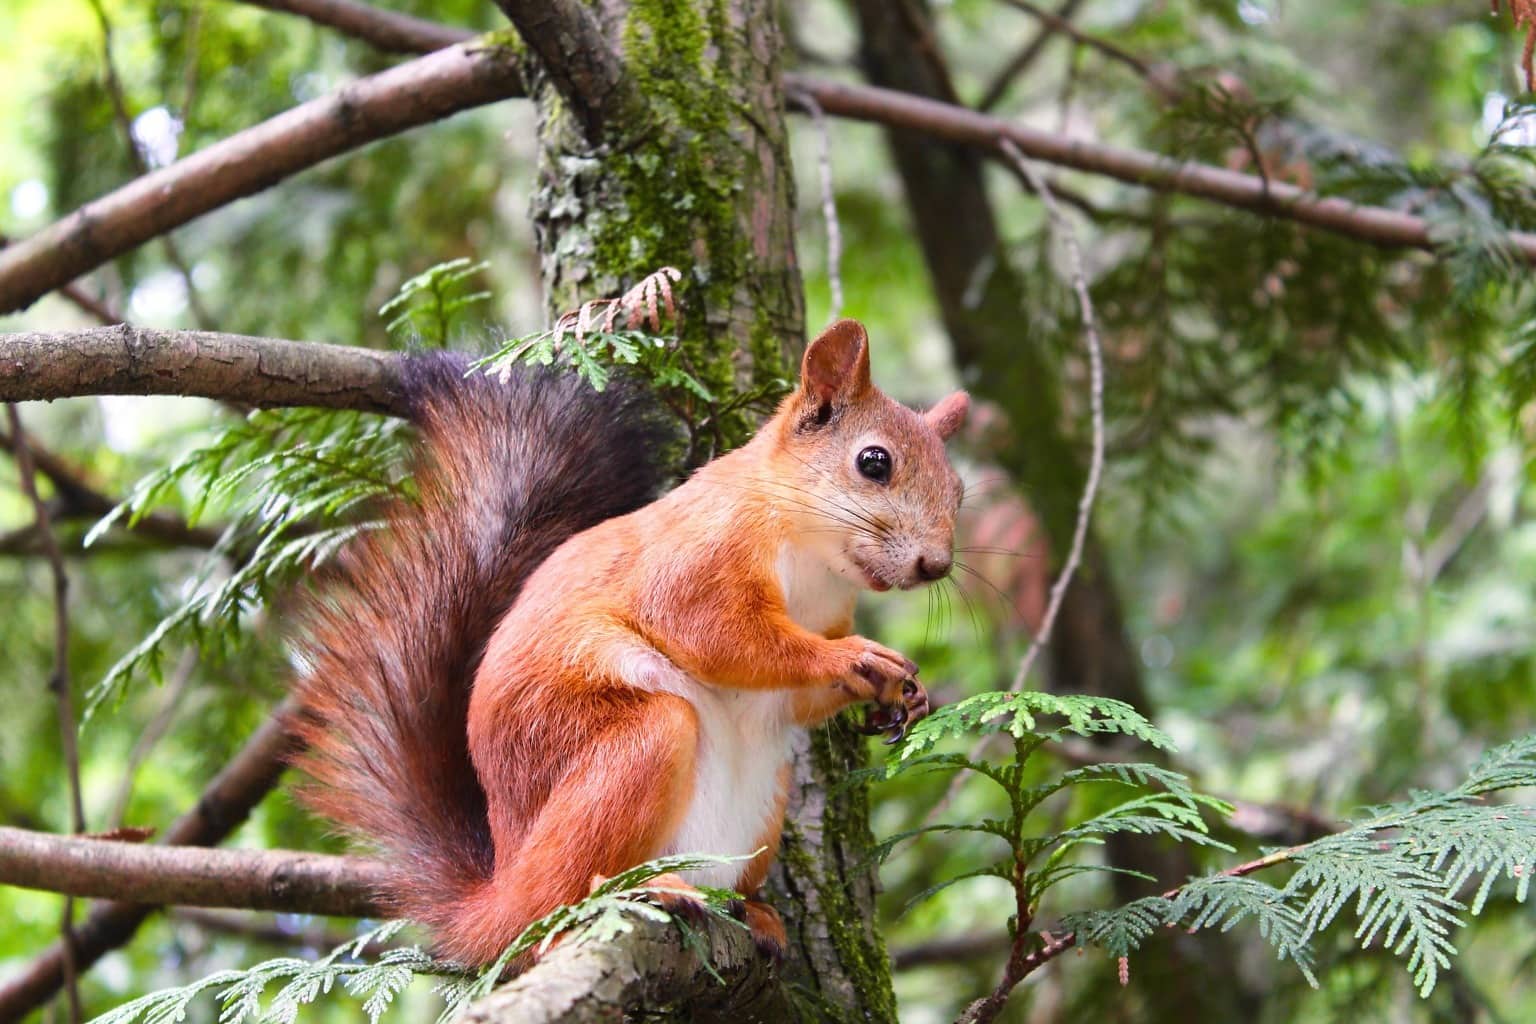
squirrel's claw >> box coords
[856,673,932,744]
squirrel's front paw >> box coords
[859,676,931,745]
[840,638,923,743]
[840,638,918,705]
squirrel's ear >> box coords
[925,391,970,441]
[800,319,872,415]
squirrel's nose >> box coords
[915,553,952,582]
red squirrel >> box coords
[292,318,969,965]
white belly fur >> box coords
[612,643,794,889]
[625,541,857,890]
[662,687,794,888]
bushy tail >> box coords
[290,353,670,957]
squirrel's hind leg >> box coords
[484,690,701,948]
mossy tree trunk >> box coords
[499,2,896,1020]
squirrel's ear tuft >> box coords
[800,319,872,414]
[925,391,970,441]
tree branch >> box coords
[997,0,1158,85]
[6,406,85,1022]
[0,40,525,315]
[0,827,388,917]
[781,74,1536,262]
[489,0,636,142]
[892,931,1011,971]
[464,914,785,1024]
[0,326,409,414]
[0,704,297,1022]
[241,0,472,54]
[976,0,1085,112]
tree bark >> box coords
[0,828,388,917]
[466,917,788,1024]
[0,326,408,413]
[509,2,888,1020]
[525,0,803,450]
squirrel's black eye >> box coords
[856,446,892,484]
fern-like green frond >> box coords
[898,691,1175,761]
[84,408,409,716]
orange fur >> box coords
[296,321,967,964]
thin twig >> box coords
[5,406,86,1024]
[921,135,1109,835]
[57,284,124,325]
[977,0,1085,112]
[996,0,1160,86]
[792,89,845,319]
[106,649,199,830]
[1000,144,1105,692]
[87,0,216,331]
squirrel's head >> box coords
[769,318,969,592]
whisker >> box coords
[953,544,1037,558]
[923,583,937,648]
[736,473,891,536]
[961,475,1012,498]
[952,559,1014,612]
[947,575,987,645]
[774,447,891,531]
[711,476,887,539]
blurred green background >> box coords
[4,0,1536,1021]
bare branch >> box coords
[0,704,296,1021]
[1002,140,1105,694]
[787,90,844,320]
[6,405,85,1023]
[892,931,1011,971]
[781,74,1536,263]
[490,0,636,141]
[56,284,124,326]
[462,912,785,1024]
[976,0,1085,112]
[0,326,409,414]
[0,40,525,315]
[997,0,1160,86]
[0,826,387,917]
[241,0,471,54]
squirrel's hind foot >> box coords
[742,899,788,961]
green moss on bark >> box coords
[529,0,800,447]
[523,2,893,1019]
